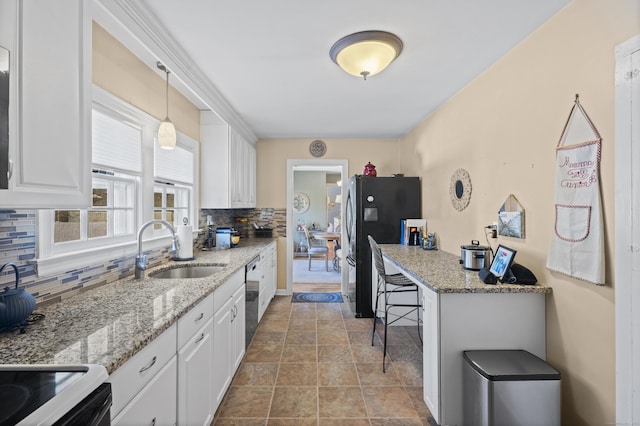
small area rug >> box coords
[292,292,343,303]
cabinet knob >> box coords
[195,312,204,322]
[150,417,156,426]
[195,333,205,344]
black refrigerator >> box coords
[345,175,421,318]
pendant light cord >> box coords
[157,61,171,120]
[165,69,170,119]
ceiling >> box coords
[97,0,570,140]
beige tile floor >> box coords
[212,295,434,425]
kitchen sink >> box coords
[148,264,226,279]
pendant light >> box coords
[157,61,176,150]
[330,30,403,80]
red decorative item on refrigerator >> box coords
[363,162,377,176]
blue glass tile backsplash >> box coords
[0,208,284,306]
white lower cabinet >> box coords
[420,290,546,425]
[212,268,246,413]
[112,356,177,426]
[108,324,177,421]
[178,317,214,426]
[422,287,440,422]
[177,293,215,426]
[258,242,277,321]
[109,265,257,424]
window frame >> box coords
[35,86,199,277]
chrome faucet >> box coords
[135,220,179,279]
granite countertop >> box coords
[379,244,551,294]
[0,239,276,373]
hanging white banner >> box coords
[546,96,605,285]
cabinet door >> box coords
[229,128,256,208]
[231,284,246,371]
[112,356,178,426]
[200,112,230,208]
[245,141,256,206]
[178,317,214,426]
[270,245,278,299]
[212,296,234,410]
[422,287,440,422]
[229,129,243,207]
[2,0,91,208]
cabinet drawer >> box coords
[108,324,177,417]
[214,268,245,312]
[177,292,213,349]
[112,355,177,426]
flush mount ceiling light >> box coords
[330,30,403,80]
[157,61,176,150]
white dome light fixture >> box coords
[330,30,403,80]
[157,61,176,150]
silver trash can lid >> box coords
[463,350,561,381]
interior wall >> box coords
[255,138,401,208]
[293,171,328,231]
[399,0,639,424]
[92,22,200,141]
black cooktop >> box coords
[0,369,85,426]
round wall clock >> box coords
[309,140,327,157]
[293,192,310,213]
[449,168,472,211]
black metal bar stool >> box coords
[368,235,422,372]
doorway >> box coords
[615,34,640,424]
[286,159,349,295]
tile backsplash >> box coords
[0,208,285,306]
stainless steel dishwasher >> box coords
[245,255,261,348]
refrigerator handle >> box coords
[346,191,353,243]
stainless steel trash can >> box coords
[463,350,561,426]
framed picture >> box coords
[489,244,517,280]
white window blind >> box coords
[155,142,194,184]
[92,109,142,173]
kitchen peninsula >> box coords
[378,244,551,426]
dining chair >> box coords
[303,226,329,271]
[368,235,422,372]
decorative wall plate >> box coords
[309,140,327,157]
[293,192,310,213]
[450,168,472,211]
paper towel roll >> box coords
[176,225,193,259]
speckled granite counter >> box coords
[379,244,551,294]
[0,239,276,374]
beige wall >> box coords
[399,0,639,424]
[92,22,200,141]
[257,138,401,290]
[256,138,401,208]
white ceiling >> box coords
[97,0,570,140]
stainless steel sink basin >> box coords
[148,265,226,279]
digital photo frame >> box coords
[488,245,517,281]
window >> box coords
[153,142,195,229]
[153,183,190,229]
[54,171,137,244]
[36,86,199,276]
[47,105,142,253]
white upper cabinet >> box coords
[200,110,256,209]
[0,0,91,208]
